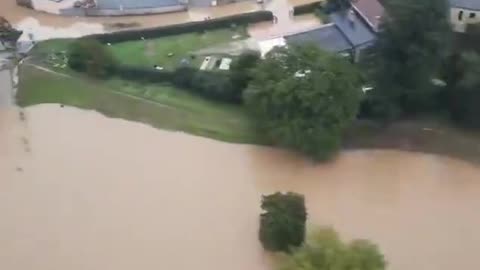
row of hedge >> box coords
[116,65,242,103]
[292,1,323,16]
[87,11,274,44]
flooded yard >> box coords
[1,105,480,270]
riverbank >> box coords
[1,104,480,270]
[17,62,480,163]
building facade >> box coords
[450,0,480,32]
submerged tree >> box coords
[259,192,307,252]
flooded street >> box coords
[1,0,321,40]
[1,105,480,270]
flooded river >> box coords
[1,105,480,270]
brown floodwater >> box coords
[1,105,480,270]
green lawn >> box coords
[17,65,256,143]
[109,27,247,69]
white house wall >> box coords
[450,7,480,32]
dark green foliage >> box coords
[292,2,323,16]
[446,52,480,128]
[244,45,362,160]
[191,71,236,102]
[366,0,451,119]
[281,228,386,270]
[87,11,273,44]
[230,50,261,103]
[68,39,117,78]
[259,192,307,253]
[116,65,175,82]
[116,65,238,103]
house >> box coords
[286,0,383,61]
[450,0,480,32]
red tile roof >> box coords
[353,0,385,31]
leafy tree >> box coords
[259,192,307,253]
[281,228,386,270]
[446,51,480,128]
[366,0,451,119]
[230,50,261,103]
[244,45,362,160]
[68,39,117,78]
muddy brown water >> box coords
[1,105,480,270]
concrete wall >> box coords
[450,7,480,32]
[86,5,186,16]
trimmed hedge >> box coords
[292,2,323,16]
[87,11,274,44]
[116,65,241,103]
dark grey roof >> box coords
[285,24,353,53]
[449,0,480,10]
[329,11,376,47]
[96,0,182,9]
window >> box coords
[470,13,476,19]
[459,10,464,21]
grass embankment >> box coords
[17,65,255,143]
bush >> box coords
[87,11,274,44]
[259,192,307,253]
[191,71,236,102]
[68,39,117,78]
[292,2,323,16]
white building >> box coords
[450,0,480,32]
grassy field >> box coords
[17,65,256,143]
[109,27,248,69]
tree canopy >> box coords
[280,228,386,270]
[365,0,451,119]
[445,51,480,128]
[259,192,307,253]
[68,39,118,78]
[244,45,362,160]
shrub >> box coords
[292,2,323,16]
[259,192,307,253]
[68,39,117,78]
[191,71,236,102]
[88,11,274,44]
